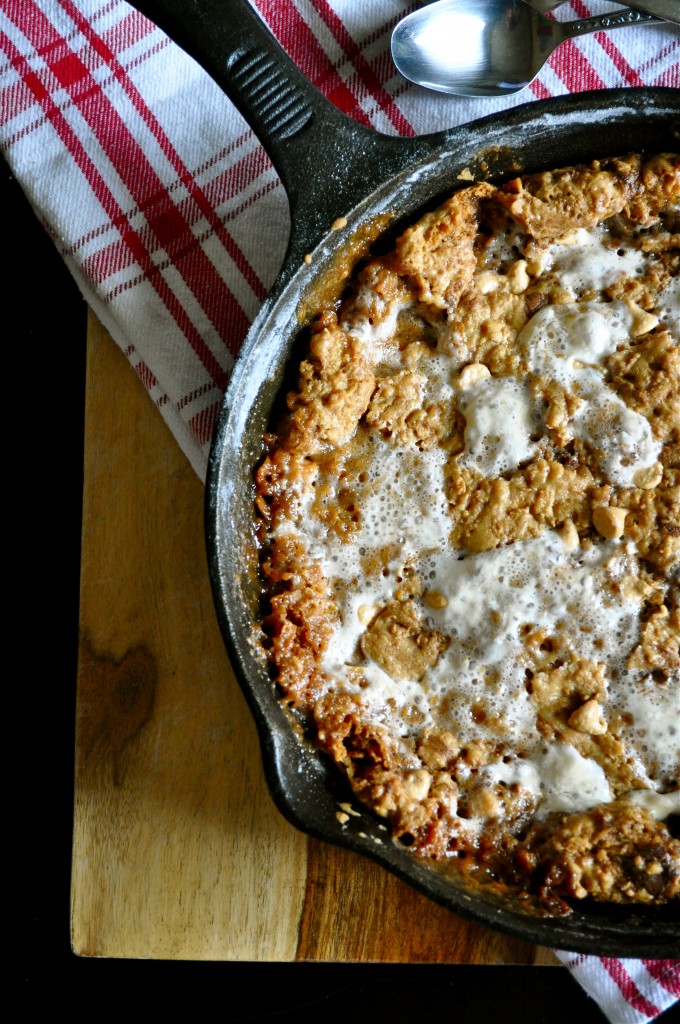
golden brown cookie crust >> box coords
[255,154,680,912]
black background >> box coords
[12,154,677,1024]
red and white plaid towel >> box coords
[554,955,680,1022]
[1,0,677,1017]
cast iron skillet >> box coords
[133,0,679,955]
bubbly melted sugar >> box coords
[258,156,680,909]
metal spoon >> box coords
[391,0,660,97]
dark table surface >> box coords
[13,153,677,1024]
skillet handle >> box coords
[130,0,428,265]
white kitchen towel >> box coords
[1,2,678,1019]
[554,954,680,1022]
[2,0,678,478]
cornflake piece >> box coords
[626,299,659,336]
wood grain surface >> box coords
[71,311,558,965]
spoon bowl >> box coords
[391,0,659,97]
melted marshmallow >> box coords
[658,275,680,334]
[539,744,612,815]
[459,376,540,476]
[625,789,680,820]
[520,301,661,486]
[546,228,646,294]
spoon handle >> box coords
[560,7,659,39]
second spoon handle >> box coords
[528,0,680,25]
[620,0,680,23]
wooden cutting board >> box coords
[71,311,558,964]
